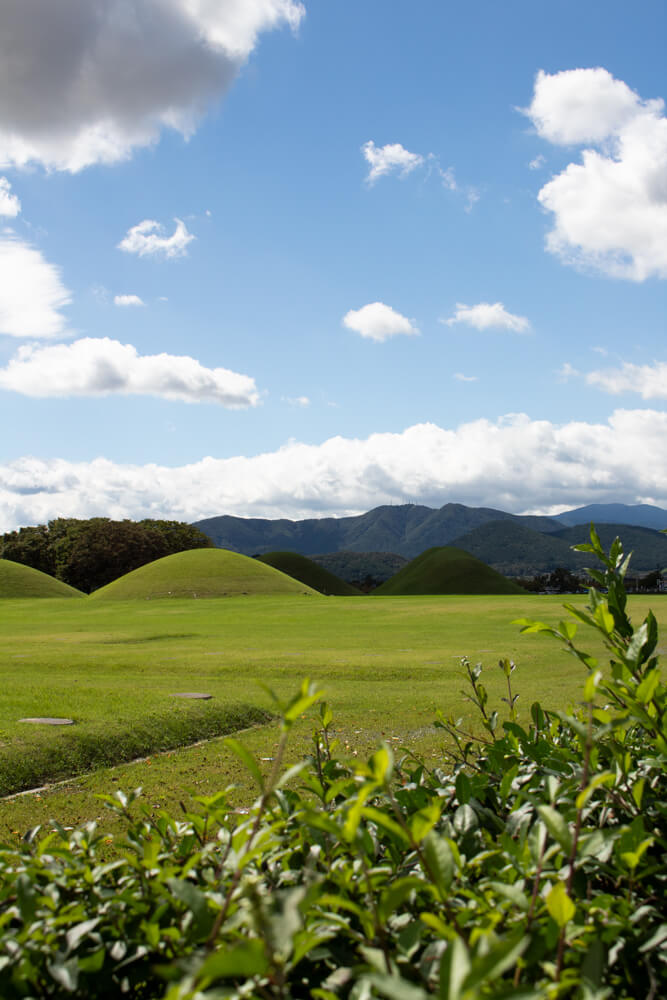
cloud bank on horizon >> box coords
[0,3,664,533]
[2,410,667,532]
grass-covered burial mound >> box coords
[257,551,362,595]
[89,548,321,600]
[0,558,84,599]
[374,545,526,595]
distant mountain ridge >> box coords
[194,501,667,562]
[194,502,564,560]
[194,501,667,577]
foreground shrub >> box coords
[0,529,665,997]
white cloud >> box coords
[586,360,667,398]
[528,154,546,170]
[523,68,667,280]
[2,410,667,530]
[557,362,580,380]
[0,337,260,406]
[118,218,194,258]
[114,293,144,307]
[0,235,71,338]
[0,0,304,172]
[443,302,530,333]
[284,395,310,407]
[453,373,478,382]
[343,302,419,342]
[362,141,424,184]
[0,177,20,216]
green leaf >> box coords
[16,873,37,924]
[365,973,429,1000]
[409,801,442,843]
[378,876,425,925]
[545,882,575,927]
[453,804,478,836]
[537,805,573,855]
[422,833,455,893]
[455,772,472,805]
[65,917,101,954]
[439,936,470,1000]
[47,957,79,991]
[198,939,268,981]
[462,929,528,991]
[166,878,212,939]
[362,806,410,844]
[224,737,265,793]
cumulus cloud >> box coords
[557,362,580,381]
[2,410,667,531]
[114,293,144,307]
[0,337,260,406]
[118,218,194,258]
[0,0,304,172]
[528,154,546,171]
[0,235,71,338]
[0,177,20,216]
[523,68,667,280]
[443,302,530,333]
[586,360,667,398]
[362,141,424,184]
[343,302,419,342]
[453,373,478,382]
[284,395,310,407]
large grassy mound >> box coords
[257,551,362,595]
[0,559,84,599]
[374,546,526,595]
[89,547,321,600]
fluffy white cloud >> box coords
[528,154,546,171]
[443,302,530,332]
[343,302,419,342]
[114,293,144,307]
[0,235,71,338]
[523,68,667,280]
[586,361,667,398]
[362,141,424,184]
[118,219,194,258]
[0,0,304,172]
[2,410,667,531]
[0,337,260,406]
[0,177,20,216]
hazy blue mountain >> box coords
[194,503,563,559]
[553,503,667,530]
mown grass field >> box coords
[1,590,664,840]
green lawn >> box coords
[0,591,663,839]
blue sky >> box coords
[0,0,666,530]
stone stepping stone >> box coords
[170,692,212,700]
[20,717,74,725]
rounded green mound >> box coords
[257,552,362,596]
[0,559,84,599]
[374,546,526,596]
[89,547,321,600]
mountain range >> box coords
[194,502,667,577]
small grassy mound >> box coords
[374,546,526,595]
[89,547,321,600]
[0,559,84,599]
[257,552,362,595]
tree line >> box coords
[0,518,212,593]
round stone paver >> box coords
[169,693,213,700]
[19,717,74,725]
